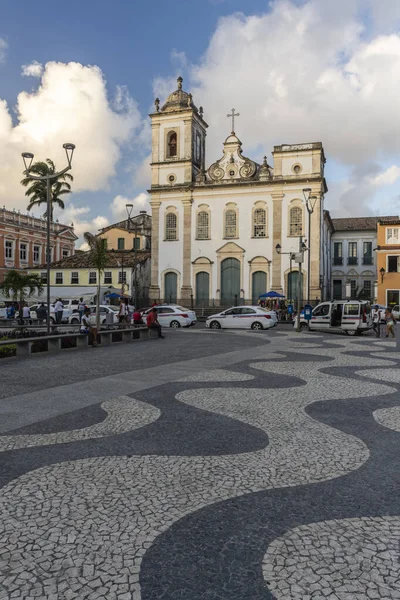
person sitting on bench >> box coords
[146,307,164,339]
[80,308,98,347]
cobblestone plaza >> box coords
[0,328,399,599]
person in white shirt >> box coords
[54,299,63,324]
[119,298,129,328]
[80,308,98,347]
[22,304,32,324]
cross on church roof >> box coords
[227,108,240,133]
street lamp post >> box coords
[21,144,75,336]
[302,188,318,305]
[126,203,138,307]
[275,244,296,306]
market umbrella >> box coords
[105,292,121,299]
[259,291,285,299]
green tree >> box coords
[0,271,44,318]
[84,233,108,331]
[20,159,73,220]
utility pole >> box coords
[296,235,304,333]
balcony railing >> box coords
[348,257,358,265]
[362,256,373,265]
[333,257,343,265]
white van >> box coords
[297,300,372,335]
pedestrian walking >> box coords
[36,303,47,325]
[80,308,98,347]
[385,307,396,338]
[78,297,86,322]
[372,306,381,338]
[54,298,63,325]
[118,298,129,328]
[22,304,32,325]
[146,307,164,338]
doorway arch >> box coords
[196,271,210,304]
[252,271,267,304]
[164,272,177,303]
[221,257,240,304]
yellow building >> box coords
[97,212,152,251]
[376,218,400,307]
[29,249,151,303]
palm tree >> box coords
[84,232,108,331]
[21,159,73,220]
[0,271,44,321]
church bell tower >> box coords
[149,76,208,188]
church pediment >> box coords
[216,241,245,255]
[207,133,258,183]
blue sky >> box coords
[1,0,400,241]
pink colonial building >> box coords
[0,207,77,283]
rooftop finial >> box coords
[177,76,183,90]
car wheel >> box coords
[71,318,80,324]
[209,320,221,330]
[251,321,263,330]
[345,330,357,336]
[300,323,309,331]
[170,320,181,328]
[50,317,55,324]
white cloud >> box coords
[170,49,188,70]
[56,203,110,246]
[21,61,44,77]
[369,165,400,186]
[0,38,7,64]
[111,192,150,221]
[0,61,144,209]
[150,0,400,215]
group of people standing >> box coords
[372,306,396,338]
[118,298,142,327]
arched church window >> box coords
[196,211,210,240]
[225,209,237,239]
[167,131,177,158]
[165,212,178,240]
[289,206,303,236]
[253,208,266,238]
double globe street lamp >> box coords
[21,143,76,335]
[302,188,318,305]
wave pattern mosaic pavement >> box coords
[0,331,400,599]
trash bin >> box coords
[105,312,114,326]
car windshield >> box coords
[174,306,188,311]
[109,306,119,312]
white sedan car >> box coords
[206,306,277,330]
[69,305,119,326]
[143,305,196,328]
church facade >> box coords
[148,77,328,306]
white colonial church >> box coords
[148,77,329,305]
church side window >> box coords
[225,209,237,239]
[197,211,210,240]
[165,212,178,241]
[253,208,266,238]
[289,206,303,236]
[167,131,177,158]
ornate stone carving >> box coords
[207,133,259,183]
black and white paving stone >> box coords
[0,328,399,599]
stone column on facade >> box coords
[149,199,161,300]
[271,191,284,293]
[180,195,193,300]
[310,192,322,301]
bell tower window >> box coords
[167,131,177,158]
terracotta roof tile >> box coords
[32,250,151,270]
[331,216,398,231]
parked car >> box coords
[392,305,399,320]
[142,305,196,328]
[294,300,372,335]
[69,305,119,326]
[206,306,276,330]
[0,302,7,320]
